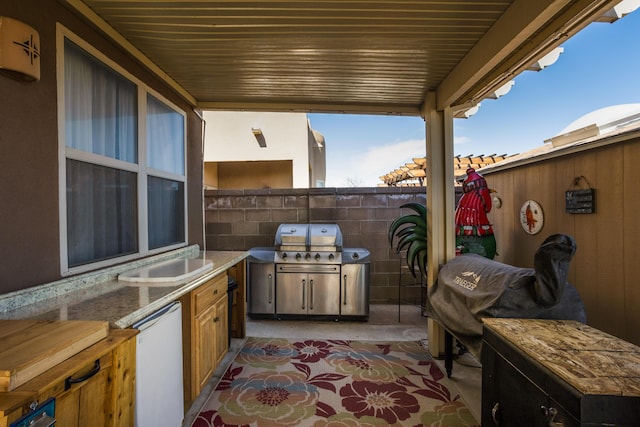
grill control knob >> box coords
[328,253,335,261]
[295,253,301,260]
[352,252,359,260]
[282,252,288,260]
[315,253,321,261]
[305,253,311,261]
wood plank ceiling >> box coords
[72,0,622,115]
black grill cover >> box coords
[425,234,586,358]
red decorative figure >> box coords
[525,202,537,233]
[455,168,497,259]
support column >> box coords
[422,91,456,357]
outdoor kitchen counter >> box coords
[0,249,249,329]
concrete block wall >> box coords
[204,187,427,303]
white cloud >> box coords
[454,135,472,145]
[326,138,425,187]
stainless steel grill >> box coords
[274,223,342,264]
[247,223,369,321]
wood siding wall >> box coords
[483,135,640,346]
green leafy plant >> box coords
[388,202,427,278]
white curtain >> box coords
[147,94,184,174]
[146,94,186,249]
[64,41,138,267]
[64,41,136,161]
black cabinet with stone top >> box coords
[481,318,640,426]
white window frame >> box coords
[56,24,187,275]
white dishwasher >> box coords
[132,301,184,427]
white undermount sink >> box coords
[118,257,213,285]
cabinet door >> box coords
[248,263,275,315]
[194,304,216,394]
[276,273,307,315]
[341,264,369,316]
[482,347,547,426]
[482,346,579,427]
[308,273,340,316]
[56,368,109,427]
[213,295,228,366]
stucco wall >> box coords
[204,187,427,303]
[204,111,316,188]
[0,0,204,294]
[210,160,293,190]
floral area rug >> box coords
[192,337,478,427]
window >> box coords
[146,94,186,249]
[59,32,186,274]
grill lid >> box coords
[275,224,309,250]
[309,224,342,251]
[274,223,343,252]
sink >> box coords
[118,257,213,285]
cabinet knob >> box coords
[213,316,220,322]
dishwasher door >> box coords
[132,301,184,427]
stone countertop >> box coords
[0,250,249,329]
[484,318,640,397]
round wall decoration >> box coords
[492,195,502,209]
[520,200,544,234]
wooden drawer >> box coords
[193,274,228,317]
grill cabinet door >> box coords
[276,272,308,315]
[307,272,340,316]
[341,264,370,317]
[248,262,275,315]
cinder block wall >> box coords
[204,187,426,303]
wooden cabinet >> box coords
[0,329,137,427]
[482,318,640,426]
[193,304,217,394]
[181,273,229,407]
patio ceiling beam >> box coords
[196,101,421,116]
[436,0,620,111]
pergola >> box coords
[62,0,632,355]
[380,154,514,186]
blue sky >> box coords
[310,9,640,187]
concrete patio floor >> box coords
[184,304,482,426]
